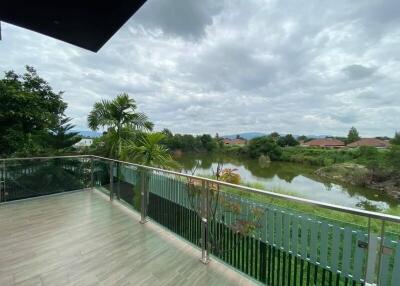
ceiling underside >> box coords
[0,0,147,52]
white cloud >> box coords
[1,0,399,137]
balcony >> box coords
[0,190,254,286]
[1,155,400,286]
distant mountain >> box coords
[222,132,266,140]
[73,130,102,138]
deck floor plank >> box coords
[0,190,257,286]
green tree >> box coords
[248,136,282,160]
[161,128,173,138]
[44,117,81,152]
[387,145,400,170]
[200,134,217,152]
[297,135,308,141]
[347,127,360,144]
[277,134,299,147]
[159,133,218,153]
[390,131,400,145]
[269,132,280,141]
[87,93,153,158]
[122,133,177,168]
[0,66,67,155]
[286,134,299,146]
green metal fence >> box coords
[143,170,399,286]
[1,155,400,286]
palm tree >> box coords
[88,93,153,158]
[122,133,178,169]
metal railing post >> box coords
[116,162,121,200]
[109,161,114,201]
[140,168,148,224]
[90,157,94,188]
[0,160,5,203]
[200,180,210,264]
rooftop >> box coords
[347,138,390,148]
[305,138,345,147]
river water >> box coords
[176,153,399,212]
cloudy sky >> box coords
[1,0,400,137]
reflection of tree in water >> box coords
[177,153,400,209]
[323,182,333,191]
[178,156,200,171]
[199,156,214,169]
[179,154,315,183]
[356,200,382,212]
[258,154,271,169]
[242,159,300,183]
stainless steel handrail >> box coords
[0,155,91,161]
[2,154,400,223]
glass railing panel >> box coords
[147,170,202,247]
[141,169,400,286]
[1,157,90,202]
[222,186,400,286]
[373,218,400,286]
[116,162,141,211]
[208,187,372,285]
[2,155,399,286]
[92,158,112,195]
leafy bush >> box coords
[160,130,218,153]
[387,145,400,172]
[280,147,358,166]
[247,136,282,160]
[220,168,241,184]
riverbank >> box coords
[316,163,400,199]
[219,144,400,199]
[176,152,399,211]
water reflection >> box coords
[176,153,398,212]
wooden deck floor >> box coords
[0,190,257,286]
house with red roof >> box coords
[347,138,390,148]
[303,138,345,148]
[223,138,247,146]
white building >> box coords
[74,138,93,148]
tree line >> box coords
[159,129,219,153]
[0,66,80,156]
[2,67,399,171]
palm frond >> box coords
[121,133,179,169]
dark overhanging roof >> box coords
[0,1,147,52]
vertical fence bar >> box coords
[200,179,210,264]
[391,241,400,286]
[140,168,148,224]
[109,161,114,201]
[377,220,386,286]
[365,218,378,285]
